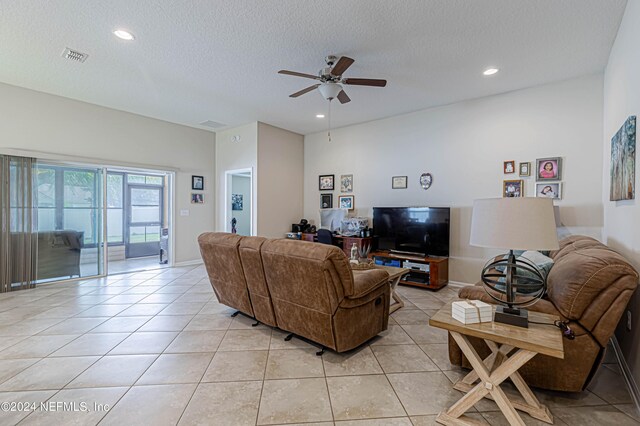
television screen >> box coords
[373,207,450,257]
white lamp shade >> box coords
[470,198,559,251]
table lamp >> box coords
[469,198,559,327]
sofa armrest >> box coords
[458,285,566,319]
[350,269,389,299]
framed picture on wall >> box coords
[320,193,333,209]
[319,174,335,190]
[338,195,354,210]
[192,175,204,190]
[392,176,408,189]
[503,161,515,174]
[519,162,531,177]
[191,193,204,204]
[503,180,523,198]
[536,157,562,181]
[231,194,243,210]
[340,174,353,192]
[536,182,562,200]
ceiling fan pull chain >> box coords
[328,99,332,142]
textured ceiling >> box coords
[0,0,627,135]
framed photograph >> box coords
[231,194,243,211]
[519,162,531,177]
[392,176,408,189]
[503,161,515,174]
[536,182,562,200]
[503,180,523,198]
[319,174,335,191]
[338,195,354,210]
[320,193,333,209]
[191,193,204,204]
[610,116,636,201]
[536,157,562,181]
[192,175,204,190]
[340,174,353,193]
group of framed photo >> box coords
[191,175,205,204]
[319,174,355,211]
[502,157,563,200]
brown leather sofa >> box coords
[198,232,391,352]
[449,235,639,392]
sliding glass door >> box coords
[34,163,104,282]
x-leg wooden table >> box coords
[429,302,564,426]
[372,265,410,313]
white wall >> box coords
[0,82,215,264]
[230,175,251,235]
[215,123,258,233]
[305,75,604,283]
[257,123,304,238]
[603,0,640,388]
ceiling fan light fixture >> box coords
[318,82,343,100]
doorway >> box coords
[225,169,253,235]
[106,170,172,274]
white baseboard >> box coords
[173,259,204,267]
[611,335,640,411]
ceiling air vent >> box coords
[199,120,226,129]
[62,47,89,63]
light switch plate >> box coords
[180,209,190,217]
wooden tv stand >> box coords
[368,251,448,291]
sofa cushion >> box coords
[547,242,638,320]
[198,232,254,317]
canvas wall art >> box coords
[610,116,636,201]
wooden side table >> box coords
[373,265,409,313]
[429,302,564,425]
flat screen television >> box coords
[373,207,450,257]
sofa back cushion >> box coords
[198,232,254,316]
[239,236,277,326]
[547,237,638,321]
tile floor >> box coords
[0,265,638,425]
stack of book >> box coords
[452,300,492,324]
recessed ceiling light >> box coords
[316,114,325,118]
[113,29,135,41]
[483,68,499,76]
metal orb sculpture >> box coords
[481,250,546,327]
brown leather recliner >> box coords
[198,233,254,318]
[260,239,391,352]
[449,235,639,392]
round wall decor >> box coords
[420,173,433,190]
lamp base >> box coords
[494,306,529,328]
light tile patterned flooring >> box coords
[0,265,638,425]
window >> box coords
[107,174,124,244]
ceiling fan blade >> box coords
[278,70,320,80]
[337,90,351,104]
[289,84,320,98]
[343,78,387,87]
[331,56,355,76]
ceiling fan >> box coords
[278,55,387,104]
